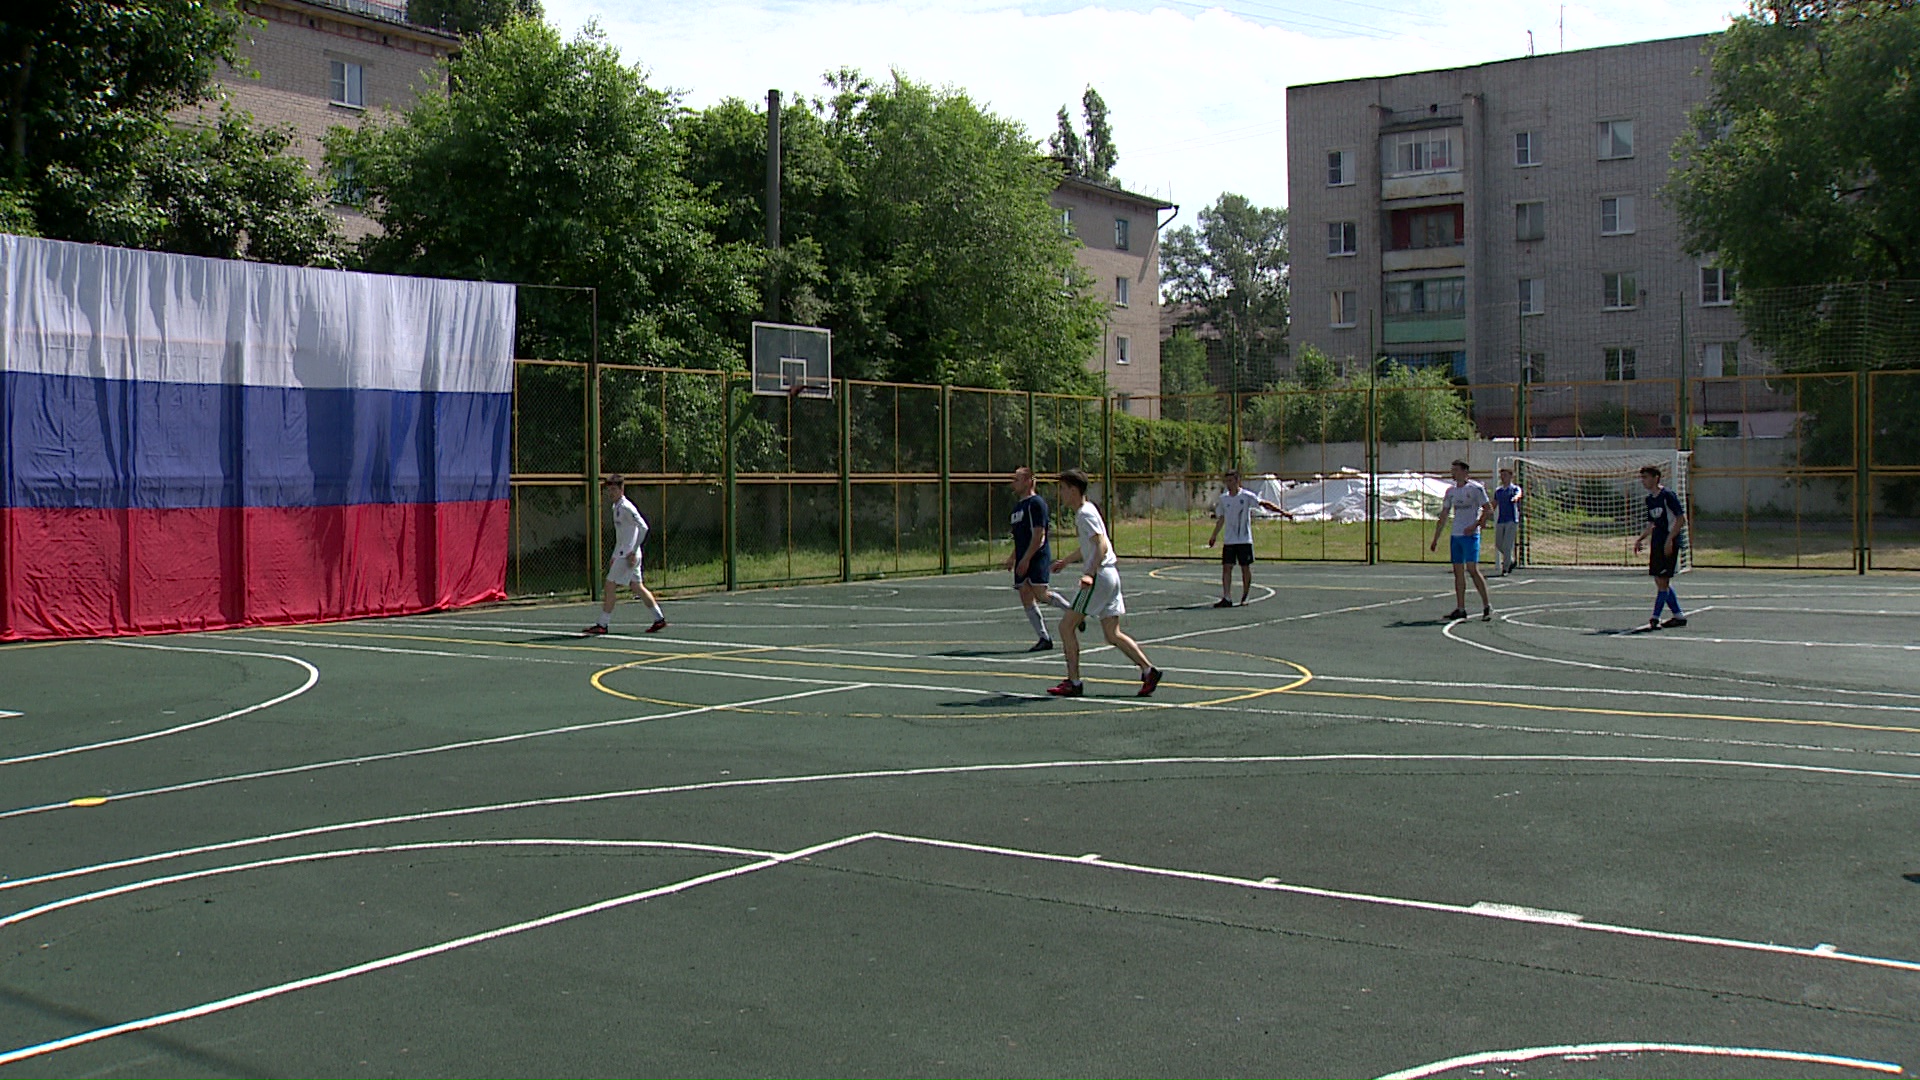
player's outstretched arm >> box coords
[1259,499,1292,519]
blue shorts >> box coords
[1013,559,1051,586]
[1449,533,1481,565]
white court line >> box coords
[1311,674,1920,716]
[0,838,781,931]
[1502,606,1920,652]
[1375,1042,1901,1079]
[0,684,866,823]
[0,832,879,1070]
[0,710,20,719]
[1,643,319,766]
[216,635,586,664]
[7,824,1914,1071]
[12,752,1920,897]
[871,831,1920,974]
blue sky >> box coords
[544,0,1746,214]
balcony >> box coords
[1380,103,1464,129]
[1383,172,1463,201]
[1382,247,1465,272]
[1382,313,1466,345]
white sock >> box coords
[1023,603,1048,637]
[648,602,665,622]
[596,612,611,628]
[1045,589,1073,612]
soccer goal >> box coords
[1495,448,1692,571]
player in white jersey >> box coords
[1427,459,1493,622]
[1041,468,1162,697]
[583,475,667,635]
[1204,468,1292,607]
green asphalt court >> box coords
[3,563,1920,1078]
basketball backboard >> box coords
[751,322,832,398]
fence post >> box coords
[587,294,603,599]
[1856,370,1871,574]
[1102,393,1116,525]
[839,377,852,583]
[1676,293,1692,452]
[1026,390,1036,471]
[723,373,737,591]
[939,382,952,575]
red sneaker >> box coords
[582,624,609,635]
[646,619,668,633]
[1046,680,1084,697]
[1138,668,1163,697]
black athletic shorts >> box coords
[1647,542,1680,578]
[1221,542,1254,567]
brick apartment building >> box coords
[1051,176,1175,416]
[209,0,458,236]
[1287,35,1751,433]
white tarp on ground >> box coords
[1253,470,1452,523]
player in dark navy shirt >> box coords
[1632,464,1689,629]
[1002,466,1055,651]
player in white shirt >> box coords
[1042,468,1162,697]
[1426,458,1493,622]
[1204,468,1292,607]
[583,474,667,635]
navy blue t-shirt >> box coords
[1012,494,1051,564]
[1646,486,1684,542]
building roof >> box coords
[249,0,460,45]
[1054,173,1176,212]
[1287,31,1716,91]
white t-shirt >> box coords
[1443,481,1490,537]
[612,497,649,557]
[1074,502,1118,572]
[1214,489,1262,546]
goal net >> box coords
[1495,449,1691,571]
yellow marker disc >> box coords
[68,797,109,807]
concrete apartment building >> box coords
[211,0,458,236]
[1287,35,1749,435]
[1052,176,1175,416]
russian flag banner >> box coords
[0,236,516,641]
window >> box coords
[1115,392,1132,414]
[1603,271,1639,310]
[1386,350,1468,378]
[330,157,364,207]
[1327,150,1353,186]
[1331,289,1359,328]
[1327,221,1358,256]
[1114,276,1130,307]
[1598,119,1634,159]
[1515,201,1545,241]
[1115,335,1131,364]
[1060,206,1075,236]
[1525,352,1547,384]
[1382,129,1459,176]
[1514,131,1540,166]
[1600,195,1636,235]
[1604,346,1638,381]
[1405,207,1460,249]
[1113,217,1130,251]
[1701,266,1734,306]
[1384,277,1466,316]
[1519,278,1544,316]
[329,59,365,108]
[1704,341,1739,376]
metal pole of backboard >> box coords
[765,89,782,323]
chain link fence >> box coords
[507,358,1920,599]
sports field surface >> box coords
[4,564,1919,1078]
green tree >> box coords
[329,18,759,371]
[0,0,340,263]
[1047,86,1116,183]
[406,0,543,35]
[1161,193,1289,393]
[1666,1,1920,290]
[1246,347,1476,445]
[677,71,1105,392]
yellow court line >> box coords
[588,647,784,701]
[1292,688,1920,735]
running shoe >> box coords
[1047,680,1084,697]
[1647,616,1662,630]
[1213,598,1234,608]
[1481,606,1492,622]
[1138,668,1163,697]
[582,624,609,635]
[646,619,668,633]
[1661,616,1688,629]
[1028,637,1054,652]
[1443,608,1468,621]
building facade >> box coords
[1051,176,1175,417]
[210,0,458,236]
[1287,35,1749,433]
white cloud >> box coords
[543,0,1742,214]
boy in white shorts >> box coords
[1043,468,1162,697]
[583,474,667,635]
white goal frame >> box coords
[1494,448,1692,572]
